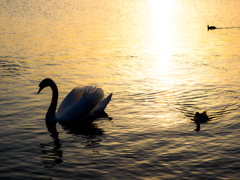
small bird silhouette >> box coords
[192,111,210,131]
[207,25,217,30]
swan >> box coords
[207,25,217,30]
[38,78,112,122]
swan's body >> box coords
[207,25,217,30]
[38,78,112,122]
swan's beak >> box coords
[38,86,44,93]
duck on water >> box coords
[207,25,217,30]
[192,111,211,132]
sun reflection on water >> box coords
[145,0,175,79]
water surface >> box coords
[1,0,240,179]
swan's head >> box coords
[38,78,54,93]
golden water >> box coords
[1,0,240,179]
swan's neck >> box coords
[46,83,58,121]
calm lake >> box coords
[1,0,240,179]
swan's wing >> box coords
[56,86,86,117]
[90,93,112,114]
[56,86,104,120]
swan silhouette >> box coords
[38,78,112,122]
[207,25,217,30]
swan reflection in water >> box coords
[40,125,63,168]
[40,114,111,168]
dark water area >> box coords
[1,0,240,179]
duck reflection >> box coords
[191,111,211,132]
[40,115,110,168]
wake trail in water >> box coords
[210,26,240,30]
[129,87,240,122]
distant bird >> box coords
[192,111,210,132]
[207,25,217,30]
[193,111,209,124]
